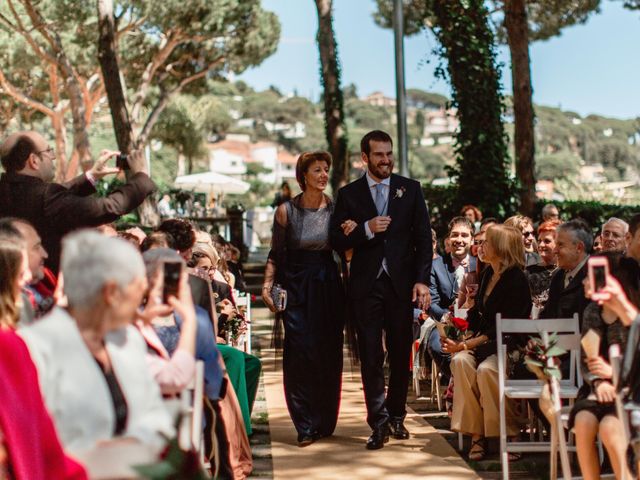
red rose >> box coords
[451,316,469,332]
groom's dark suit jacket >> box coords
[330,174,432,300]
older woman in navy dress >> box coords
[262,151,347,447]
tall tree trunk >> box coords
[504,0,536,216]
[97,0,159,226]
[314,0,349,196]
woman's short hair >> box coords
[504,214,533,233]
[0,238,25,327]
[61,230,146,309]
[460,205,483,222]
[295,151,332,192]
[538,219,561,236]
[485,224,525,271]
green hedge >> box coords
[423,183,639,238]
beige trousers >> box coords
[450,351,519,437]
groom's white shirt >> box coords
[363,171,390,275]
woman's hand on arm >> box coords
[442,338,462,354]
[341,219,358,237]
[586,356,613,379]
[595,381,616,403]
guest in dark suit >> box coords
[330,130,432,449]
[427,216,476,380]
[0,131,155,273]
[443,224,532,461]
[539,219,593,327]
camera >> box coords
[116,153,130,170]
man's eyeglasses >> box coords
[36,147,55,158]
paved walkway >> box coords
[259,337,479,479]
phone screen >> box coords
[162,261,182,303]
[593,265,606,291]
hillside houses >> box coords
[207,134,297,185]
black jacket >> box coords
[330,174,432,300]
[0,171,155,273]
[539,261,589,328]
[467,266,532,362]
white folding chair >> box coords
[179,360,205,452]
[497,314,582,480]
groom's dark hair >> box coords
[361,130,393,157]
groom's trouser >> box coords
[353,271,413,429]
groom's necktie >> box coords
[374,183,387,216]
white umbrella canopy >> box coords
[174,171,250,195]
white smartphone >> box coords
[588,256,609,294]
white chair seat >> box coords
[504,385,579,399]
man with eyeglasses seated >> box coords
[0,131,155,273]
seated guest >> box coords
[570,252,639,480]
[20,231,173,454]
[140,231,173,252]
[601,217,628,253]
[0,235,31,329]
[540,203,560,223]
[141,248,223,402]
[526,220,560,316]
[505,215,541,267]
[9,218,56,320]
[539,219,592,328]
[0,330,87,480]
[457,229,489,310]
[188,247,260,436]
[593,234,603,254]
[190,243,234,304]
[625,213,640,263]
[443,225,532,461]
[158,218,196,261]
[135,265,197,397]
[431,228,439,259]
[427,217,476,380]
[480,217,498,234]
[461,204,482,232]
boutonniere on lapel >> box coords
[393,186,406,199]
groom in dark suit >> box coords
[330,130,432,449]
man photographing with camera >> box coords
[0,130,155,273]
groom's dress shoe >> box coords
[366,425,390,450]
[389,419,410,440]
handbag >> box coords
[270,283,288,312]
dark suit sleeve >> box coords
[62,174,97,197]
[45,172,155,230]
[411,181,432,285]
[329,188,371,252]
[428,266,447,321]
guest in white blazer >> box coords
[20,230,174,455]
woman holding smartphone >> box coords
[570,252,639,480]
[261,151,346,447]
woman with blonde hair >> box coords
[443,225,532,461]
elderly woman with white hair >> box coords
[19,230,173,455]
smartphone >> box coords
[588,256,609,294]
[116,153,130,170]
[162,261,182,303]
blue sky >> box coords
[239,0,640,119]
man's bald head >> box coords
[1,131,55,181]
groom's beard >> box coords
[368,161,393,180]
